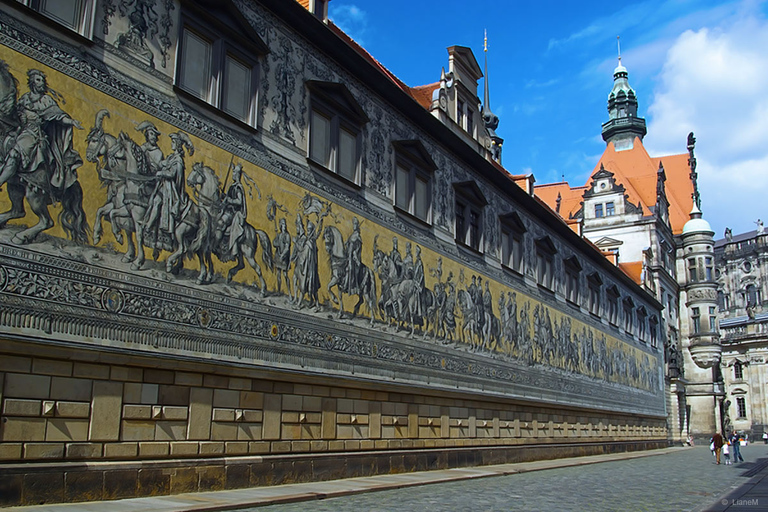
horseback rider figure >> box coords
[215,162,247,259]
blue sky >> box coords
[329,0,768,237]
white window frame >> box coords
[393,141,434,223]
[19,0,96,37]
[310,103,362,183]
[454,182,487,253]
[176,19,260,127]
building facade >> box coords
[716,228,768,438]
[0,0,665,506]
[535,57,722,441]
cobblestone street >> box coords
[245,444,768,512]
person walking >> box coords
[723,440,731,465]
[730,432,745,463]
[712,432,724,464]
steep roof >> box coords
[534,137,694,234]
[618,261,644,285]
[534,181,586,220]
[410,82,439,110]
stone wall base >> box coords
[0,440,666,506]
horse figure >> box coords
[371,237,419,335]
[0,61,89,245]
[86,111,155,268]
[323,225,377,325]
[185,162,274,290]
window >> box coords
[623,298,634,334]
[457,99,465,128]
[588,273,602,316]
[23,0,95,37]
[595,204,604,218]
[393,141,435,223]
[736,396,747,419]
[500,212,526,274]
[734,362,743,380]
[637,308,647,340]
[667,294,676,319]
[718,290,726,312]
[649,316,659,348]
[687,258,697,283]
[454,182,487,252]
[308,82,368,183]
[691,307,700,334]
[705,257,714,281]
[177,10,267,126]
[564,257,581,304]
[608,286,620,326]
[709,306,717,332]
[467,108,474,136]
[605,202,615,216]
[536,238,557,290]
[746,284,759,307]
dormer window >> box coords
[454,181,487,252]
[177,5,268,127]
[312,0,328,20]
[307,82,368,184]
[605,202,615,216]
[595,204,604,218]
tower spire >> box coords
[481,30,502,164]
[601,38,646,150]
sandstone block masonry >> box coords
[0,338,667,506]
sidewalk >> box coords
[6,447,686,512]
[699,453,768,512]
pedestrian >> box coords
[763,431,767,444]
[712,431,724,464]
[723,440,731,465]
[730,432,744,463]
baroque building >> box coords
[535,55,721,441]
[0,0,665,506]
[716,226,768,438]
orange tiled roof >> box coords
[535,137,694,234]
[297,0,311,9]
[618,261,644,285]
[409,82,439,110]
[533,181,586,221]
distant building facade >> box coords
[0,0,665,506]
[716,227,768,437]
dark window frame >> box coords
[454,181,487,253]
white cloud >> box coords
[329,4,369,46]
[644,7,768,235]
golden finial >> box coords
[484,29,488,53]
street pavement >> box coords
[248,444,768,512]
[8,444,768,512]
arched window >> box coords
[746,284,758,307]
